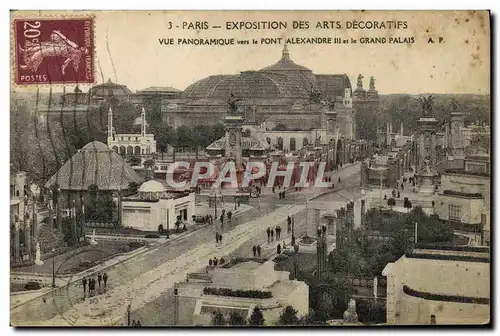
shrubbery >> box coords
[24,281,42,290]
[203,287,272,299]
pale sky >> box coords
[11,10,490,94]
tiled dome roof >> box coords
[181,45,351,102]
[182,71,309,100]
[44,141,142,191]
[260,44,312,73]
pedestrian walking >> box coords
[97,273,102,289]
[287,216,292,233]
[215,233,219,244]
[227,211,232,221]
[270,229,274,242]
[338,176,341,183]
[89,279,94,297]
[397,190,401,198]
[267,227,271,243]
[272,186,275,194]
[209,258,213,266]
[103,273,108,289]
[82,277,87,296]
[277,244,281,255]
[213,257,218,266]
[219,234,222,244]
[252,245,257,257]
[257,245,261,257]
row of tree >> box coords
[211,305,314,326]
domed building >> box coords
[169,44,378,132]
[137,180,166,200]
[121,179,195,231]
[44,141,142,203]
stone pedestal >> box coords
[417,172,438,196]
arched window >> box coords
[112,146,118,153]
[134,146,141,155]
[127,146,133,155]
[119,146,126,155]
[277,137,284,150]
[290,137,296,151]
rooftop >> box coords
[138,86,181,93]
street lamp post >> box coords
[127,303,131,326]
[51,247,56,288]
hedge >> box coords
[203,287,272,299]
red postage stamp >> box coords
[13,17,94,85]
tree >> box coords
[228,311,246,326]
[176,125,194,149]
[278,306,299,325]
[248,307,265,326]
[273,123,287,131]
[129,156,141,166]
[86,184,116,223]
[211,310,226,326]
[10,102,75,184]
[128,182,139,195]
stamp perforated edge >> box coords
[10,12,97,88]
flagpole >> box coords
[415,221,418,245]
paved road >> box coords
[10,163,361,326]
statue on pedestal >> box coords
[369,76,376,91]
[34,242,44,265]
[419,95,435,116]
[90,229,98,245]
[343,298,359,323]
[356,74,364,89]
[227,93,241,115]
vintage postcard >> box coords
[10,10,491,327]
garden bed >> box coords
[13,240,147,276]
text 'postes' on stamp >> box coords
[14,18,95,85]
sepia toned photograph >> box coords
[9,10,491,327]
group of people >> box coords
[384,189,401,200]
[220,209,232,224]
[215,232,223,244]
[252,245,262,257]
[266,226,283,243]
[82,272,108,297]
[208,256,225,267]
[130,320,142,327]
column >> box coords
[419,134,425,172]
[24,222,31,260]
[14,224,20,263]
[431,132,437,172]
[32,199,38,257]
[55,200,61,231]
[47,203,54,230]
[71,200,77,244]
[24,204,31,260]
